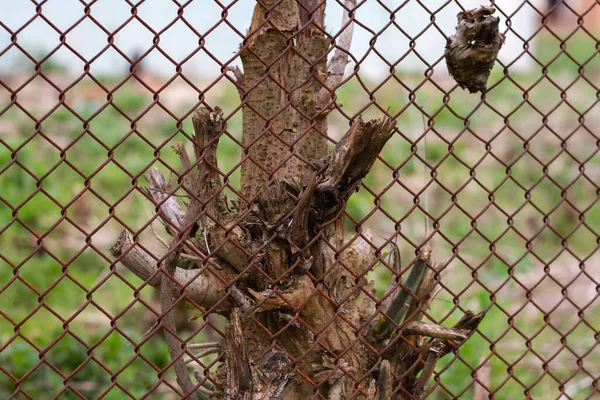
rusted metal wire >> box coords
[1,0,599,399]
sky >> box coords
[0,0,543,79]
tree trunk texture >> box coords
[111,2,488,399]
[240,0,329,200]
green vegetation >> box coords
[1,31,599,399]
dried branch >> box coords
[144,167,185,237]
[403,262,443,324]
[276,115,396,291]
[381,241,401,312]
[158,153,226,399]
[327,366,346,400]
[121,107,257,398]
[314,115,396,220]
[376,360,392,400]
[131,320,160,346]
[161,243,196,396]
[226,65,245,100]
[188,342,220,350]
[317,0,357,105]
[289,173,318,255]
[185,348,220,364]
[411,311,485,397]
[366,379,376,400]
[173,140,197,191]
[376,245,431,336]
[189,106,228,225]
[286,174,318,281]
[401,321,469,342]
[145,119,248,272]
[193,369,216,398]
[110,230,231,310]
[413,340,444,399]
[383,309,484,399]
[225,308,253,399]
[189,107,248,272]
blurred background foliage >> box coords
[1,31,600,399]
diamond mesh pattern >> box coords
[1,0,599,399]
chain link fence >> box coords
[1,0,599,399]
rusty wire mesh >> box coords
[1,0,600,399]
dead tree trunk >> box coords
[110,2,491,399]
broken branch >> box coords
[413,340,444,399]
[411,311,485,397]
[225,308,253,398]
[401,321,469,342]
[190,107,249,272]
[226,65,245,100]
[110,230,230,310]
[314,115,396,220]
[376,245,431,336]
[317,0,357,106]
[173,140,197,191]
[161,237,196,396]
[144,167,185,237]
[376,360,392,400]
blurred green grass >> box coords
[1,31,600,399]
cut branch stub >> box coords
[225,65,245,100]
[190,106,228,220]
[445,6,504,93]
[314,115,396,220]
[190,107,248,273]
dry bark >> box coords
[110,1,491,398]
[224,309,253,399]
[240,0,329,200]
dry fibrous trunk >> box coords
[110,2,491,399]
